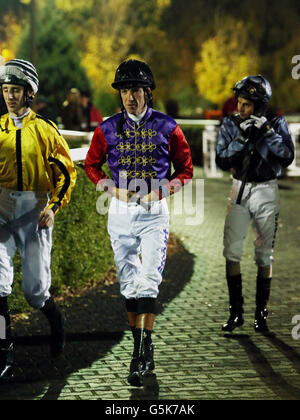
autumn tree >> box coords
[17,1,90,118]
[54,0,173,114]
[0,0,26,63]
[3,0,300,115]
[194,19,258,106]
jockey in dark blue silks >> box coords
[216,75,294,334]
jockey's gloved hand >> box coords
[250,115,275,136]
[239,118,255,137]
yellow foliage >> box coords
[83,35,117,92]
[83,38,141,95]
[194,21,258,106]
[80,0,133,94]
[157,0,171,10]
[0,49,13,62]
[53,0,171,102]
[0,13,23,63]
[55,0,93,11]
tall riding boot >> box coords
[0,297,14,383]
[254,277,271,333]
[127,324,155,387]
[127,326,145,387]
[125,298,143,381]
[0,343,14,383]
[143,328,154,372]
[222,274,244,332]
[127,297,156,387]
[40,297,65,358]
[137,298,156,375]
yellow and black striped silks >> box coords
[0,110,76,214]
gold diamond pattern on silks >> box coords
[116,140,157,154]
[115,125,158,180]
[115,128,157,141]
[126,170,157,180]
[118,155,157,167]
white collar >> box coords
[10,109,31,128]
[127,108,147,124]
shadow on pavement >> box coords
[224,333,300,400]
[129,373,160,401]
[0,238,195,400]
[266,334,300,376]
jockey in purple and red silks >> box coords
[85,59,193,387]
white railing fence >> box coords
[287,123,300,176]
[65,119,300,178]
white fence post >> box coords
[202,125,223,178]
[287,123,300,176]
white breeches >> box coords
[108,198,170,300]
[223,179,280,267]
[0,188,52,309]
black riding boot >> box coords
[127,298,156,387]
[128,327,145,387]
[143,329,154,372]
[0,297,14,383]
[254,277,271,333]
[40,297,65,358]
[128,327,154,379]
[0,343,14,383]
[222,274,244,332]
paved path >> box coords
[1,167,300,400]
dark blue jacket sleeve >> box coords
[216,115,295,176]
[257,116,294,170]
[215,117,247,171]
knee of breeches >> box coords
[119,280,137,300]
[24,293,48,310]
[254,250,274,268]
[223,244,243,264]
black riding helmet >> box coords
[112,59,156,90]
[233,75,272,116]
[112,60,155,139]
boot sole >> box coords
[127,371,144,387]
[0,367,14,384]
[222,319,244,332]
[254,323,270,333]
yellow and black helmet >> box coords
[0,59,39,94]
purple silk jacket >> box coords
[85,107,193,194]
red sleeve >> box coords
[84,126,108,185]
[165,125,193,194]
[155,125,193,198]
[90,106,103,123]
